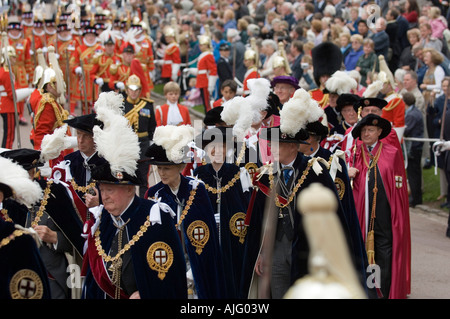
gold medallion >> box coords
[187,220,210,255]
[229,212,247,244]
[146,241,174,280]
[244,162,258,180]
[334,178,345,200]
[9,269,44,299]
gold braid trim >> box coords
[34,93,69,129]
[383,97,401,112]
[124,100,147,132]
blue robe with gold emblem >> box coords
[146,175,226,299]
[194,163,250,298]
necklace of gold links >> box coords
[31,181,53,227]
[71,179,96,193]
[95,215,151,263]
[204,171,241,194]
[175,188,197,228]
[268,161,313,209]
[235,142,246,166]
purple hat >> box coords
[270,75,299,90]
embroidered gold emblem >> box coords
[9,269,44,299]
[334,178,345,200]
[146,242,174,280]
[229,212,247,244]
[187,220,209,255]
[245,162,258,180]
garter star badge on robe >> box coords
[147,242,174,280]
[334,178,345,200]
[9,269,44,299]
[187,220,210,255]
[230,212,247,244]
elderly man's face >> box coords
[361,125,382,146]
[99,183,135,217]
[274,83,295,104]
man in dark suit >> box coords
[217,42,233,96]
[289,40,304,82]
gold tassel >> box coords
[366,230,375,265]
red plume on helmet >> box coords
[131,59,149,97]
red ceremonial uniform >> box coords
[57,39,78,106]
[351,141,411,299]
[69,43,103,111]
[243,67,260,96]
[154,103,192,126]
[135,36,155,93]
[382,92,406,128]
[33,92,70,151]
[28,88,43,145]
[108,63,132,90]
[93,52,121,88]
[196,51,217,89]
[161,42,181,80]
[309,88,329,109]
[0,66,16,149]
[9,37,32,118]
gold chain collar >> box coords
[204,171,240,195]
[31,181,53,227]
[268,161,313,209]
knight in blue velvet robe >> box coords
[241,126,363,298]
[82,164,187,299]
[145,141,226,299]
[193,127,252,298]
[0,218,51,299]
[63,114,107,204]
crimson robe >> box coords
[351,141,411,299]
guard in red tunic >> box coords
[133,23,155,95]
[185,34,218,113]
[159,26,181,83]
[348,114,411,299]
[69,26,103,115]
[94,28,121,93]
[33,65,71,152]
[0,46,18,149]
[240,47,260,96]
[7,22,32,124]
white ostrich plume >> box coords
[93,109,140,177]
[152,125,195,163]
[221,95,246,126]
[0,157,43,207]
[362,80,384,98]
[324,71,357,95]
[94,91,125,121]
[280,88,324,137]
[40,124,71,162]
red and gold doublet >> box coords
[108,63,132,90]
[33,92,70,151]
[69,43,103,104]
[309,88,329,109]
[8,37,32,88]
[93,52,121,86]
[58,39,79,99]
[382,92,405,128]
